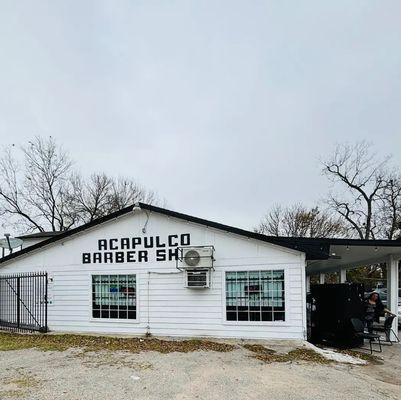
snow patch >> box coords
[304,342,367,365]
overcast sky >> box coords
[0,1,400,230]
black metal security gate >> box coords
[0,272,48,333]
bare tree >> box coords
[0,136,162,234]
[0,147,45,232]
[22,137,76,231]
[322,142,401,286]
[377,174,401,239]
[256,205,282,236]
[322,142,390,239]
[70,173,159,224]
[0,137,75,232]
[255,204,345,238]
[106,177,158,213]
[70,173,113,223]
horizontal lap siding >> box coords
[0,213,306,340]
[42,261,305,339]
[0,262,305,339]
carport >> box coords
[267,237,401,340]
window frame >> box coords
[221,267,290,326]
[88,273,140,324]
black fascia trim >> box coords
[138,203,330,259]
[267,236,401,247]
[1,202,400,265]
[17,232,62,239]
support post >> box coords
[319,273,325,284]
[306,275,311,293]
[340,269,347,283]
[387,255,399,341]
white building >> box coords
[0,203,400,340]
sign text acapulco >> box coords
[82,233,191,264]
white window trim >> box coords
[221,266,290,327]
[88,272,140,324]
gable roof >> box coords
[1,202,400,265]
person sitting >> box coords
[364,292,395,334]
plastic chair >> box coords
[351,318,382,354]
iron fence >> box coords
[0,272,48,333]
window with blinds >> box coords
[92,275,136,320]
[225,270,285,322]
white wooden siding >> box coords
[0,211,306,340]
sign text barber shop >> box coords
[82,234,191,264]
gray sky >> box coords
[0,1,400,230]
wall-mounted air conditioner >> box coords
[177,246,215,289]
[185,269,210,288]
[179,246,214,269]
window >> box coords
[92,275,136,319]
[225,270,285,322]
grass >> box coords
[0,331,235,353]
[243,344,332,364]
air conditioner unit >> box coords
[185,269,210,289]
[180,246,214,269]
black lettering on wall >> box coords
[93,253,102,263]
[138,250,149,262]
[83,234,192,264]
[121,238,130,249]
[104,252,113,263]
[132,237,141,249]
[127,251,136,262]
[168,248,178,261]
[98,239,107,250]
[155,236,166,247]
[115,252,125,263]
[82,253,91,263]
[156,249,166,261]
[144,237,154,248]
[181,233,190,246]
[168,234,178,247]
[109,239,118,250]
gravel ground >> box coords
[0,339,400,400]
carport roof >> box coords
[304,239,401,275]
[262,237,401,274]
[1,202,400,266]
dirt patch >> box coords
[72,350,155,369]
[1,341,400,400]
[243,343,331,364]
[0,369,42,399]
[0,331,235,353]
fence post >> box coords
[16,276,21,329]
[44,273,48,332]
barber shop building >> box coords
[0,203,400,341]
